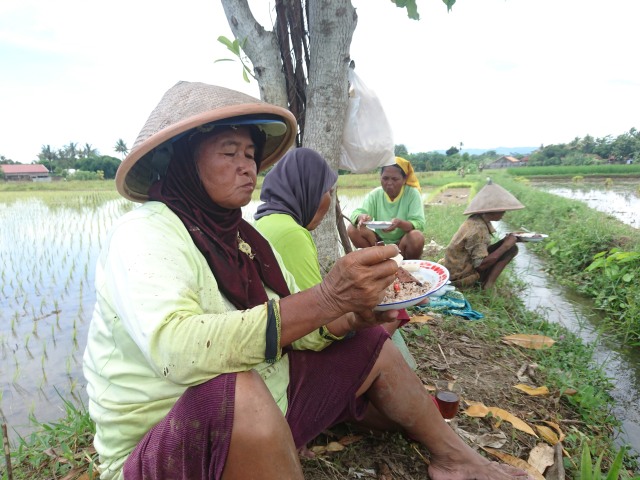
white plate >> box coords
[375,260,450,311]
[363,221,393,230]
[513,232,549,243]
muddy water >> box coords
[505,234,640,455]
[514,180,640,454]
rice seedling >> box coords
[0,190,130,443]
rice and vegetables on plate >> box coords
[381,266,433,304]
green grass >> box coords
[0,179,117,193]
[505,164,640,177]
[2,393,98,480]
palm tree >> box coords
[65,142,79,160]
[83,143,98,158]
[39,144,56,173]
[114,139,129,159]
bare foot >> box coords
[297,444,315,459]
[429,457,532,480]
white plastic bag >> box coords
[339,69,396,174]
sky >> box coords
[1,0,639,164]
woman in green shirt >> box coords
[348,157,426,259]
[255,148,417,370]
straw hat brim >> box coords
[463,182,525,215]
[116,82,297,203]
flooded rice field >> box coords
[0,191,130,442]
[532,178,640,228]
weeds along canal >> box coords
[499,221,640,457]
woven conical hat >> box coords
[463,179,525,215]
[116,81,297,202]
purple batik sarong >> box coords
[123,326,389,480]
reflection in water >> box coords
[0,194,131,442]
[500,221,640,455]
[535,181,640,228]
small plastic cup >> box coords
[434,381,461,420]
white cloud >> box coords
[1,0,638,163]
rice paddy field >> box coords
[0,190,132,442]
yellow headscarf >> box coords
[394,157,421,191]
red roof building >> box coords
[0,164,50,181]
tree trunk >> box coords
[305,1,357,273]
[221,0,358,274]
[221,0,288,107]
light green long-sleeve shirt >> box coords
[255,213,322,290]
[349,185,426,243]
[82,201,331,479]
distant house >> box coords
[0,164,51,182]
[486,156,524,169]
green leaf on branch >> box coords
[215,35,255,83]
[391,0,455,20]
[442,0,456,11]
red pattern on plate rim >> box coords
[407,260,449,291]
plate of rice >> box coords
[363,221,393,230]
[375,260,450,311]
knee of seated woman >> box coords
[233,371,287,431]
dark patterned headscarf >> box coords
[148,127,291,309]
[254,148,338,227]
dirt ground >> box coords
[301,312,578,480]
[301,186,580,479]
[426,187,471,207]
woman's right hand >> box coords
[504,233,519,246]
[317,245,399,320]
[356,214,371,228]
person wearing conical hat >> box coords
[83,82,532,480]
[347,157,426,259]
[442,178,525,290]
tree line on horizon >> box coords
[0,139,130,180]
[1,128,638,180]
[389,127,639,174]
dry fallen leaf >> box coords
[463,403,538,437]
[326,441,345,452]
[482,447,546,480]
[513,384,550,396]
[516,363,530,382]
[338,434,363,446]
[409,315,435,323]
[476,431,508,448]
[528,443,555,473]
[535,425,560,445]
[502,334,555,350]
[310,445,326,455]
[541,420,566,442]
[456,427,477,444]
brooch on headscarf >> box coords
[237,233,255,260]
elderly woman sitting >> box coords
[83,81,531,480]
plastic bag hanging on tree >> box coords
[339,69,396,173]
